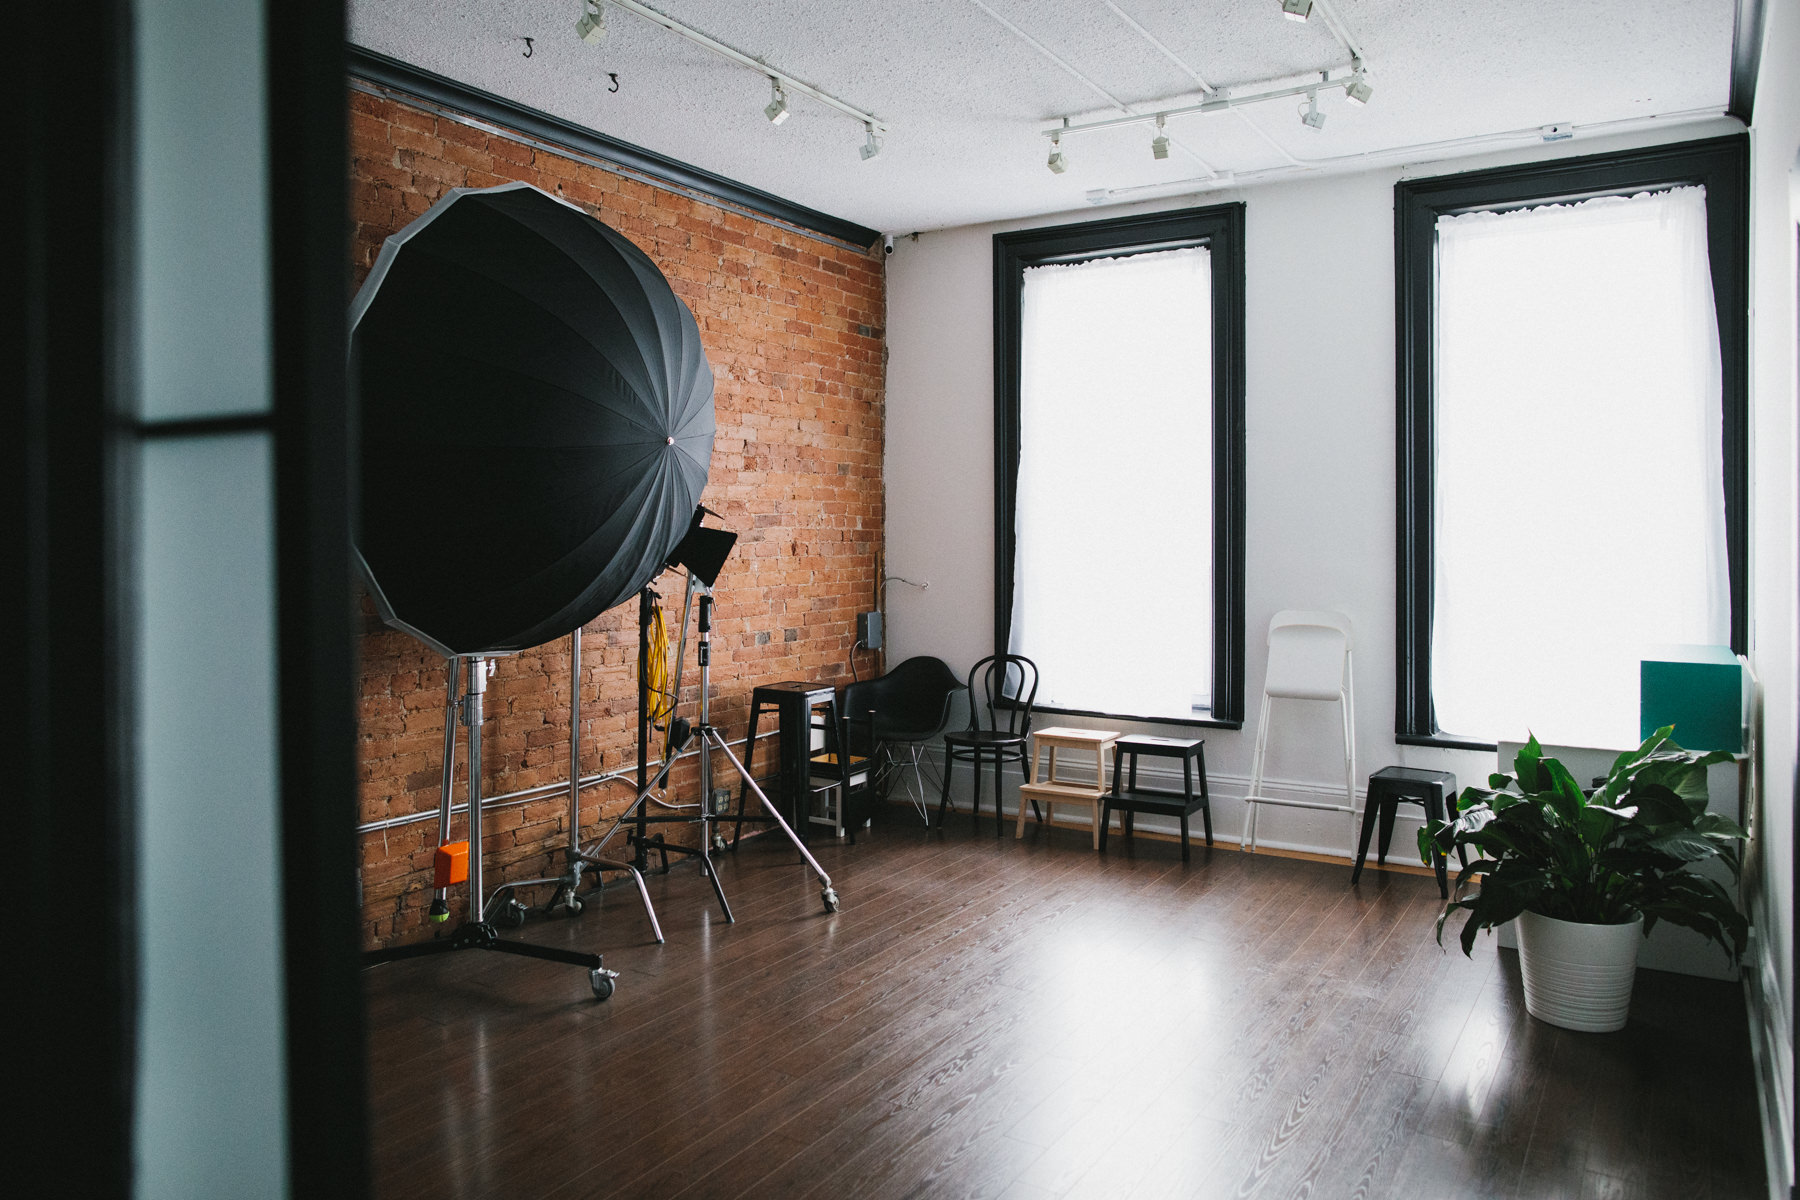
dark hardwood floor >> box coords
[364,812,1766,1200]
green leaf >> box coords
[1513,736,1545,792]
[1693,811,1749,840]
[1646,830,1717,861]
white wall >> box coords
[1747,0,1800,1191]
[885,116,1748,858]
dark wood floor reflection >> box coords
[364,814,1766,1200]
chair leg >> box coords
[937,749,955,829]
[971,751,983,834]
[993,749,1005,837]
[902,743,929,823]
[1426,792,1448,898]
[1350,792,1382,886]
[1377,798,1402,866]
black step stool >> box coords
[1352,766,1458,897]
[734,681,844,846]
[1100,735,1211,862]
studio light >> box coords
[1151,115,1170,160]
[575,0,606,44]
[764,78,790,125]
[1301,91,1325,130]
[1345,71,1373,106]
[1281,0,1313,21]
[860,123,882,160]
[1047,132,1067,174]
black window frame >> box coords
[1395,134,1750,750]
[994,204,1247,728]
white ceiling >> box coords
[348,0,1739,237]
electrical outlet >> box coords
[711,787,732,814]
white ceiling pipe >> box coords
[602,0,887,132]
[1098,0,1218,94]
[1310,0,1370,74]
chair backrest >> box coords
[965,654,1038,737]
[1263,610,1352,701]
[841,655,964,743]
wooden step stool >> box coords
[1016,726,1121,849]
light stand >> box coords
[363,655,620,1000]
[580,513,843,919]
[690,586,840,914]
[481,626,666,940]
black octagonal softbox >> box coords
[350,182,715,656]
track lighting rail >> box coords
[597,0,887,133]
[1042,66,1364,142]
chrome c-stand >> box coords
[362,655,620,1000]
[582,578,841,919]
[428,633,664,940]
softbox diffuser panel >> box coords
[350,182,715,656]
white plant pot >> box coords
[1515,910,1645,1033]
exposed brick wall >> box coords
[349,89,885,950]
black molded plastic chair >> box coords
[839,656,965,825]
[939,654,1039,836]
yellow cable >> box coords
[645,599,674,724]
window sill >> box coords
[1395,733,1499,753]
[1020,701,1242,731]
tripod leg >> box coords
[361,938,458,967]
[709,730,840,911]
[582,743,685,860]
[484,938,602,971]
[482,939,618,1000]
[578,855,666,944]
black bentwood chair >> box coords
[939,654,1040,836]
[839,656,966,825]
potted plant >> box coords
[1420,726,1748,1032]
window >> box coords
[1396,136,1749,749]
[995,206,1246,726]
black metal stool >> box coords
[1100,734,1211,862]
[1352,766,1458,896]
[734,681,843,846]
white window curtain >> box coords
[1432,185,1729,748]
[1009,246,1213,720]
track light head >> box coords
[1301,92,1325,130]
[764,79,790,125]
[1345,72,1373,106]
[1150,115,1170,160]
[575,0,606,44]
[1281,0,1313,21]
[860,124,882,160]
[1047,133,1067,174]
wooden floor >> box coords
[365,812,1767,1200]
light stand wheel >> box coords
[822,887,840,913]
[562,890,584,917]
[590,968,618,1001]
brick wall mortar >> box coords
[350,91,885,950]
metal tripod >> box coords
[485,627,665,943]
[362,655,619,1000]
[582,580,841,920]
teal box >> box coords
[1640,645,1745,753]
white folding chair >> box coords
[1243,610,1357,854]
